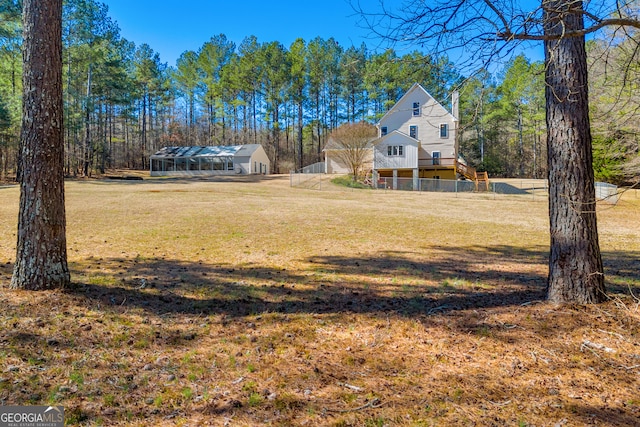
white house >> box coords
[150,144,270,177]
[324,83,488,189]
[373,83,459,183]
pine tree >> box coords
[11,0,70,290]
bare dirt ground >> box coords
[0,174,638,426]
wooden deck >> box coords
[418,158,490,191]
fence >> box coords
[290,171,621,204]
[374,177,619,204]
[595,182,620,204]
[375,177,549,198]
[375,177,478,193]
[290,162,326,190]
[300,162,325,174]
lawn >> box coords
[0,175,639,426]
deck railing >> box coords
[417,157,456,168]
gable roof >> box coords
[376,83,456,126]
[235,144,264,157]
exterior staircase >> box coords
[456,160,490,191]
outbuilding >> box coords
[150,144,270,177]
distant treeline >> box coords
[0,0,637,182]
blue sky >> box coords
[105,0,378,67]
[104,0,545,71]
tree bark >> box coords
[141,89,147,169]
[297,100,303,170]
[83,63,92,177]
[11,0,70,290]
[544,0,605,303]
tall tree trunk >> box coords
[188,93,194,144]
[544,0,605,303]
[99,103,106,174]
[83,64,92,177]
[141,89,147,169]
[148,97,153,165]
[0,146,4,180]
[533,119,539,179]
[222,105,226,144]
[125,115,131,168]
[108,103,114,169]
[65,50,72,176]
[297,100,303,170]
[242,94,249,144]
[210,102,214,144]
[252,91,258,144]
[315,93,321,161]
[11,0,70,290]
[272,105,280,173]
[517,106,524,177]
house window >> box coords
[381,126,388,136]
[409,125,417,139]
[432,151,441,165]
[413,102,420,116]
[440,123,449,138]
[387,145,404,156]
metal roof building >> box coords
[150,144,270,176]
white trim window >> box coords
[413,102,420,116]
[432,151,441,165]
[381,126,388,136]
[387,145,404,156]
[439,123,449,138]
[409,125,418,139]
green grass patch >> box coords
[331,175,371,189]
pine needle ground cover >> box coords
[0,176,639,426]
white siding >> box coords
[373,134,419,170]
[378,84,457,164]
[238,145,270,174]
[325,150,373,174]
[325,153,351,174]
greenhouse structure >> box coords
[150,144,270,177]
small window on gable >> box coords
[440,123,449,138]
[381,126,388,136]
[413,102,420,116]
[409,125,417,139]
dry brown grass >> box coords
[0,175,639,426]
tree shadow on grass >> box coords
[571,404,640,427]
[65,245,639,321]
[2,246,638,424]
[602,250,640,294]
